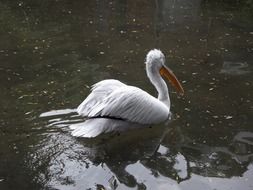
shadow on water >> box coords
[0,0,253,189]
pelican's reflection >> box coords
[38,109,253,189]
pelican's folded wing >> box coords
[77,79,126,116]
[87,86,170,124]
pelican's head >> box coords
[145,49,184,95]
[145,49,165,70]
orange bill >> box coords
[159,65,184,95]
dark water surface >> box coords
[0,0,253,189]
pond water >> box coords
[0,0,253,189]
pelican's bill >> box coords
[159,66,184,95]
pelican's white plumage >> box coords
[71,49,184,138]
[77,79,169,124]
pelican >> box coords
[70,49,184,138]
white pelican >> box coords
[70,49,184,138]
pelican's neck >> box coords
[146,67,170,108]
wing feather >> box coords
[77,79,126,116]
[80,84,170,124]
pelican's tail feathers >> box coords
[69,118,145,138]
[70,119,105,138]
